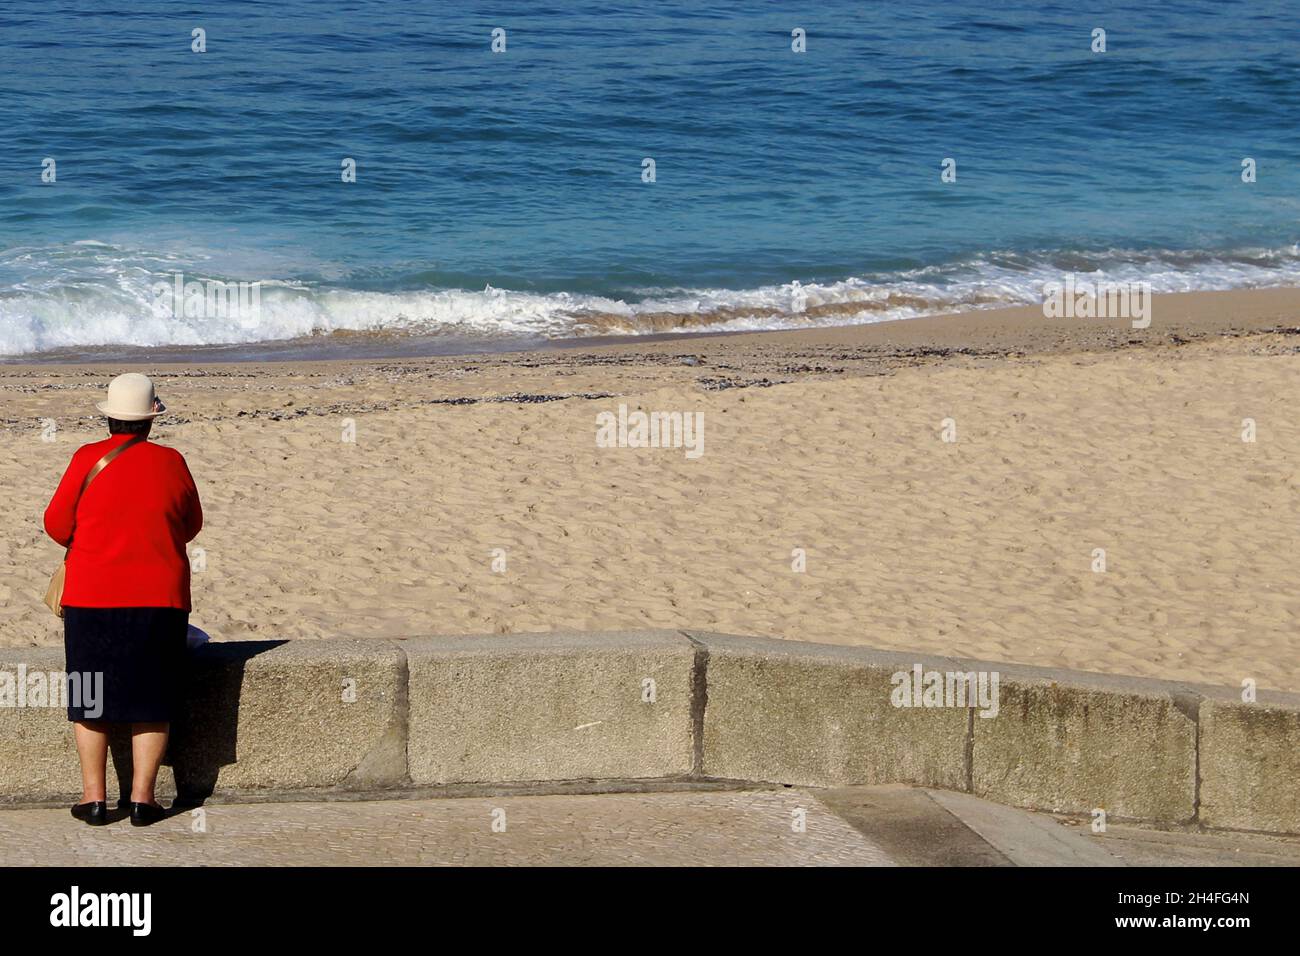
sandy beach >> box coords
[3,287,1299,691]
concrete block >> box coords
[0,647,82,801]
[1199,686,1300,833]
[688,632,970,790]
[404,630,695,785]
[971,666,1197,824]
[168,639,407,797]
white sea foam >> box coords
[2,245,1299,357]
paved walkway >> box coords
[2,786,1297,866]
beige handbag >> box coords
[44,436,146,618]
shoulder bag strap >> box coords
[66,435,148,552]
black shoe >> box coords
[129,801,167,827]
[71,801,108,826]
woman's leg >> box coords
[72,720,109,803]
[129,722,169,805]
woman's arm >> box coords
[43,451,86,547]
[179,456,203,542]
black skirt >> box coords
[63,606,189,723]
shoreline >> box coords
[3,286,1300,372]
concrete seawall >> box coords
[2,630,1296,834]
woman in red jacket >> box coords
[44,373,203,828]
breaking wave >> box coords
[2,242,1299,357]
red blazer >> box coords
[44,435,203,611]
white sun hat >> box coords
[96,373,166,421]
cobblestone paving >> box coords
[0,790,894,866]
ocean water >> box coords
[1,0,1298,358]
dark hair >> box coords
[107,417,153,436]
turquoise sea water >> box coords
[1,0,1298,356]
